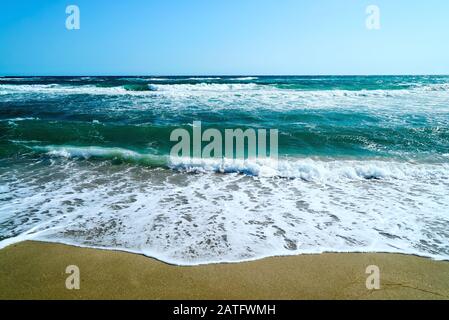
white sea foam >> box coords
[0,77,33,81]
[151,83,260,92]
[187,77,222,80]
[0,84,134,95]
[2,82,449,109]
[169,157,448,181]
[1,81,449,101]
[67,77,95,81]
[1,117,39,122]
[0,157,448,265]
[230,77,259,80]
[119,77,170,81]
[0,83,260,95]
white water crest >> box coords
[2,83,449,116]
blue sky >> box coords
[1,0,449,75]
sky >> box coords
[1,0,449,76]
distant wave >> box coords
[0,84,141,95]
[119,77,170,82]
[414,83,449,91]
[0,77,30,81]
[187,77,222,80]
[2,81,449,95]
[123,84,157,91]
[152,83,260,92]
[0,83,260,94]
[1,117,40,122]
[230,76,259,81]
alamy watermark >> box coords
[366,5,381,30]
[365,265,381,290]
[65,265,80,290]
[66,5,80,30]
[170,121,278,162]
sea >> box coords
[0,75,448,265]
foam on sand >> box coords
[0,157,447,265]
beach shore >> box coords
[0,241,448,300]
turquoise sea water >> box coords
[0,76,448,264]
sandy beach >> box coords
[0,241,448,300]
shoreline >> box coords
[1,241,448,299]
[2,238,447,267]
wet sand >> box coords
[0,241,448,300]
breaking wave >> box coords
[29,144,448,182]
[1,81,449,97]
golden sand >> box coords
[0,241,448,300]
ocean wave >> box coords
[32,145,166,165]
[119,77,170,82]
[0,84,125,95]
[187,77,222,80]
[169,157,447,181]
[230,77,259,81]
[2,81,449,96]
[1,117,40,122]
[2,83,449,116]
[123,84,157,91]
[66,77,95,82]
[0,77,30,81]
[29,144,447,181]
[0,83,261,95]
[151,83,260,92]
[414,83,449,91]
